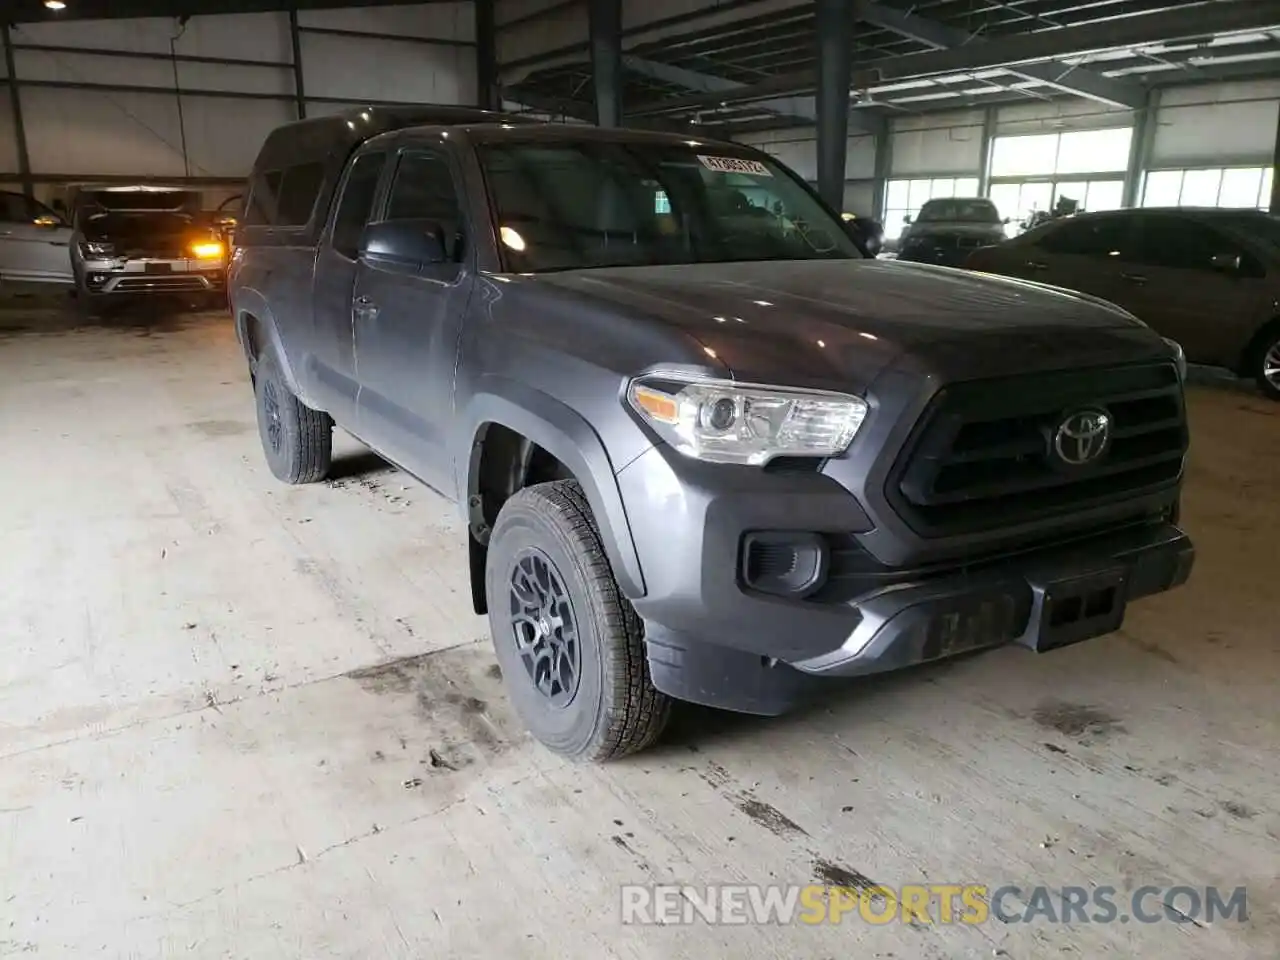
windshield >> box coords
[477,142,861,272]
[81,211,195,240]
[917,199,1001,224]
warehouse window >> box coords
[988,127,1132,231]
[883,176,980,239]
[989,179,1124,234]
[1141,166,1274,210]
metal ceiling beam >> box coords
[623,56,816,123]
[497,86,600,124]
[630,0,1280,117]
[3,0,459,22]
[851,0,1146,109]
[622,55,885,135]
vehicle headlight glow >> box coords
[628,373,867,465]
[191,241,225,259]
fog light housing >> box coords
[740,532,828,598]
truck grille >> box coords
[112,276,210,292]
[121,247,187,259]
[888,362,1186,536]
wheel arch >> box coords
[1237,314,1280,377]
[459,383,646,614]
[233,288,302,394]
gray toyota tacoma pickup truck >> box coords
[230,108,1194,761]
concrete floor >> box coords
[1,302,1277,959]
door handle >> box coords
[1024,260,1049,271]
[1121,272,1148,285]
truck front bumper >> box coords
[617,444,1193,716]
[81,257,225,295]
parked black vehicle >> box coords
[70,187,227,309]
[842,212,884,256]
[231,108,1194,760]
[898,197,1008,266]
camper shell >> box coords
[238,106,534,248]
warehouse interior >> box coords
[2,0,1279,957]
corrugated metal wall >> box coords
[1,3,476,200]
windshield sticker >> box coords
[697,155,772,177]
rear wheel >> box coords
[1253,328,1280,401]
[485,479,671,761]
[253,352,332,483]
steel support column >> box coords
[588,0,623,127]
[815,0,851,210]
[289,9,306,119]
[978,106,997,197]
[1271,100,1280,214]
[1123,89,1159,209]
[872,124,892,221]
[475,0,498,110]
[2,26,33,198]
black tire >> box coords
[198,291,228,314]
[253,352,332,483]
[485,479,671,761]
[74,286,108,320]
[1251,327,1280,401]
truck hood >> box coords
[534,259,1159,392]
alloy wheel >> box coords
[508,549,581,708]
[1264,339,1280,391]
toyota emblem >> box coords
[1054,409,1111,466]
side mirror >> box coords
[1210,252,1242,274]
[360,218,448,269]
[903,214,913,224]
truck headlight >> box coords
[627,373,867,465]
[80,241,114,258]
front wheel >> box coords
[485,480,671,761]
[252,352,333,483]
[1253,329,1280,401]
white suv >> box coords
[0,190,74,285]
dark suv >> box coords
[230,108,1194,760]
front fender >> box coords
[458,378,647,599]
